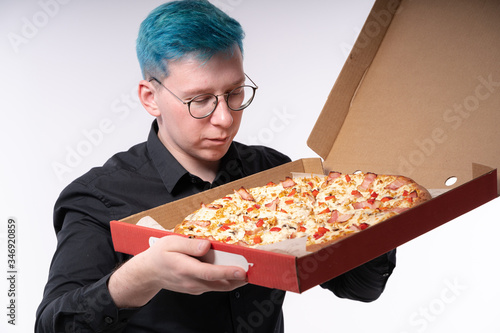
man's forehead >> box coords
[163,49,245,91]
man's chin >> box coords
[198,146,231,163]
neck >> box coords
[185,160,219,183]
[157,133,220,183]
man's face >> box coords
[152,47,245,171]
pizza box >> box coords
[111,0,500,293]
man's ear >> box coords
[138,79,161,117]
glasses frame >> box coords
[148,73,258,119]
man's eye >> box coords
[230,87,244,95]
[192,95,214,104]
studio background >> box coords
[1,1,499,332]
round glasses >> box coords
[149,74,258,119]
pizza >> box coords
[174,171,431,251]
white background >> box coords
[1,0,499,332]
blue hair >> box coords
[136,0,245,79]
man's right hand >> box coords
[108,235,248,309]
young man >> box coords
[36,1,396,332]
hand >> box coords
[142,235,248,294]
[108,235,248,308]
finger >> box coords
[194,279,248,294]
[185,261,248,294]
[183,277,248,295]
[157,235,211,257]
[193,260,248,282]
[155,236,247,280]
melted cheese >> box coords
[179,173,429,247]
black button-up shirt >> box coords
[36,121,396,332]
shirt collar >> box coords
[146,120,246,193]
[212,141,246,187]
[147,120,189,193]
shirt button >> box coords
[234,291,240,299]
[104,316,114,325]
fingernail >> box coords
[234,270,246,279]
[197,240,207,252]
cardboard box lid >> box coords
[308,0,500,194]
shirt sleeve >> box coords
[35,181,139,332]
[320,249,396,302]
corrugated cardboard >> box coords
[309,0,500,192]
[111,0,499,293]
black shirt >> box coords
[36,120,396,332]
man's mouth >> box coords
[206,136,230,144]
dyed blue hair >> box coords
[136,0,245,79]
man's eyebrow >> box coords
[233,76,246,86]
[181,77,246,97]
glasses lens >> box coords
[227,86,255,111]
[189,94,218,118]
[188,85,256,118]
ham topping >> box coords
[264,197,280,211]
[357,173,377,191]
[235,187,255,201]
[281,177,296,189]
[185,220,211,228]
[389,207,410,214]
[352,200,381,210]
[326,171,342,185]
[328,210,354,223]
[385,176,411,190]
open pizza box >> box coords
[111,0,500,293]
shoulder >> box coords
[54,142,151,231]
[232,141,292,173]
[70,142,149,189]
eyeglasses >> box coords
[149,74,258,119]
